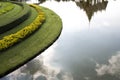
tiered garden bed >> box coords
[0,1,62,78]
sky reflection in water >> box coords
[1,0,120,80]
[41,0,120,80]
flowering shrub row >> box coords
[0,2,31,34]
[0,2,14,15]
[0,4,45,50]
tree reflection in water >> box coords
[16,0,108,21]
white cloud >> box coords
[84,76,90,80]
[95,51,120,77]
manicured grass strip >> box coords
[0,2,31,34]
[0,2,14,15]
[0,7,38,39]
[0,2,11,9]
[0,2,2,7]
[0,3,22,18]
[0,4,45,51]
[0,6,62,78]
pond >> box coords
[1,0,120,80]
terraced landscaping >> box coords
[0,1,62,78]
[0,2,31,34]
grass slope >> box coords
[0,7,62,78]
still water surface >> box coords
[1,0,120,80]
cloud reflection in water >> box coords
[96,51,120,78]
[0,50,73,80]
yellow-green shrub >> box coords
[0,4,45,50]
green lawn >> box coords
[0,6,62,78]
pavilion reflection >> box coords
[76,0,108,21]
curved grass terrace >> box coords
[0,2,31,34]
[0,1,62,78]
[0,7,38,39]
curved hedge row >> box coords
[0,2,31,34]
[0,2,14,15]
[0,4,45,51]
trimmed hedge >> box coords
[0,2,31,34]
[0,2,14,15]
[0,3,2,7]
[0,4,45,51]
